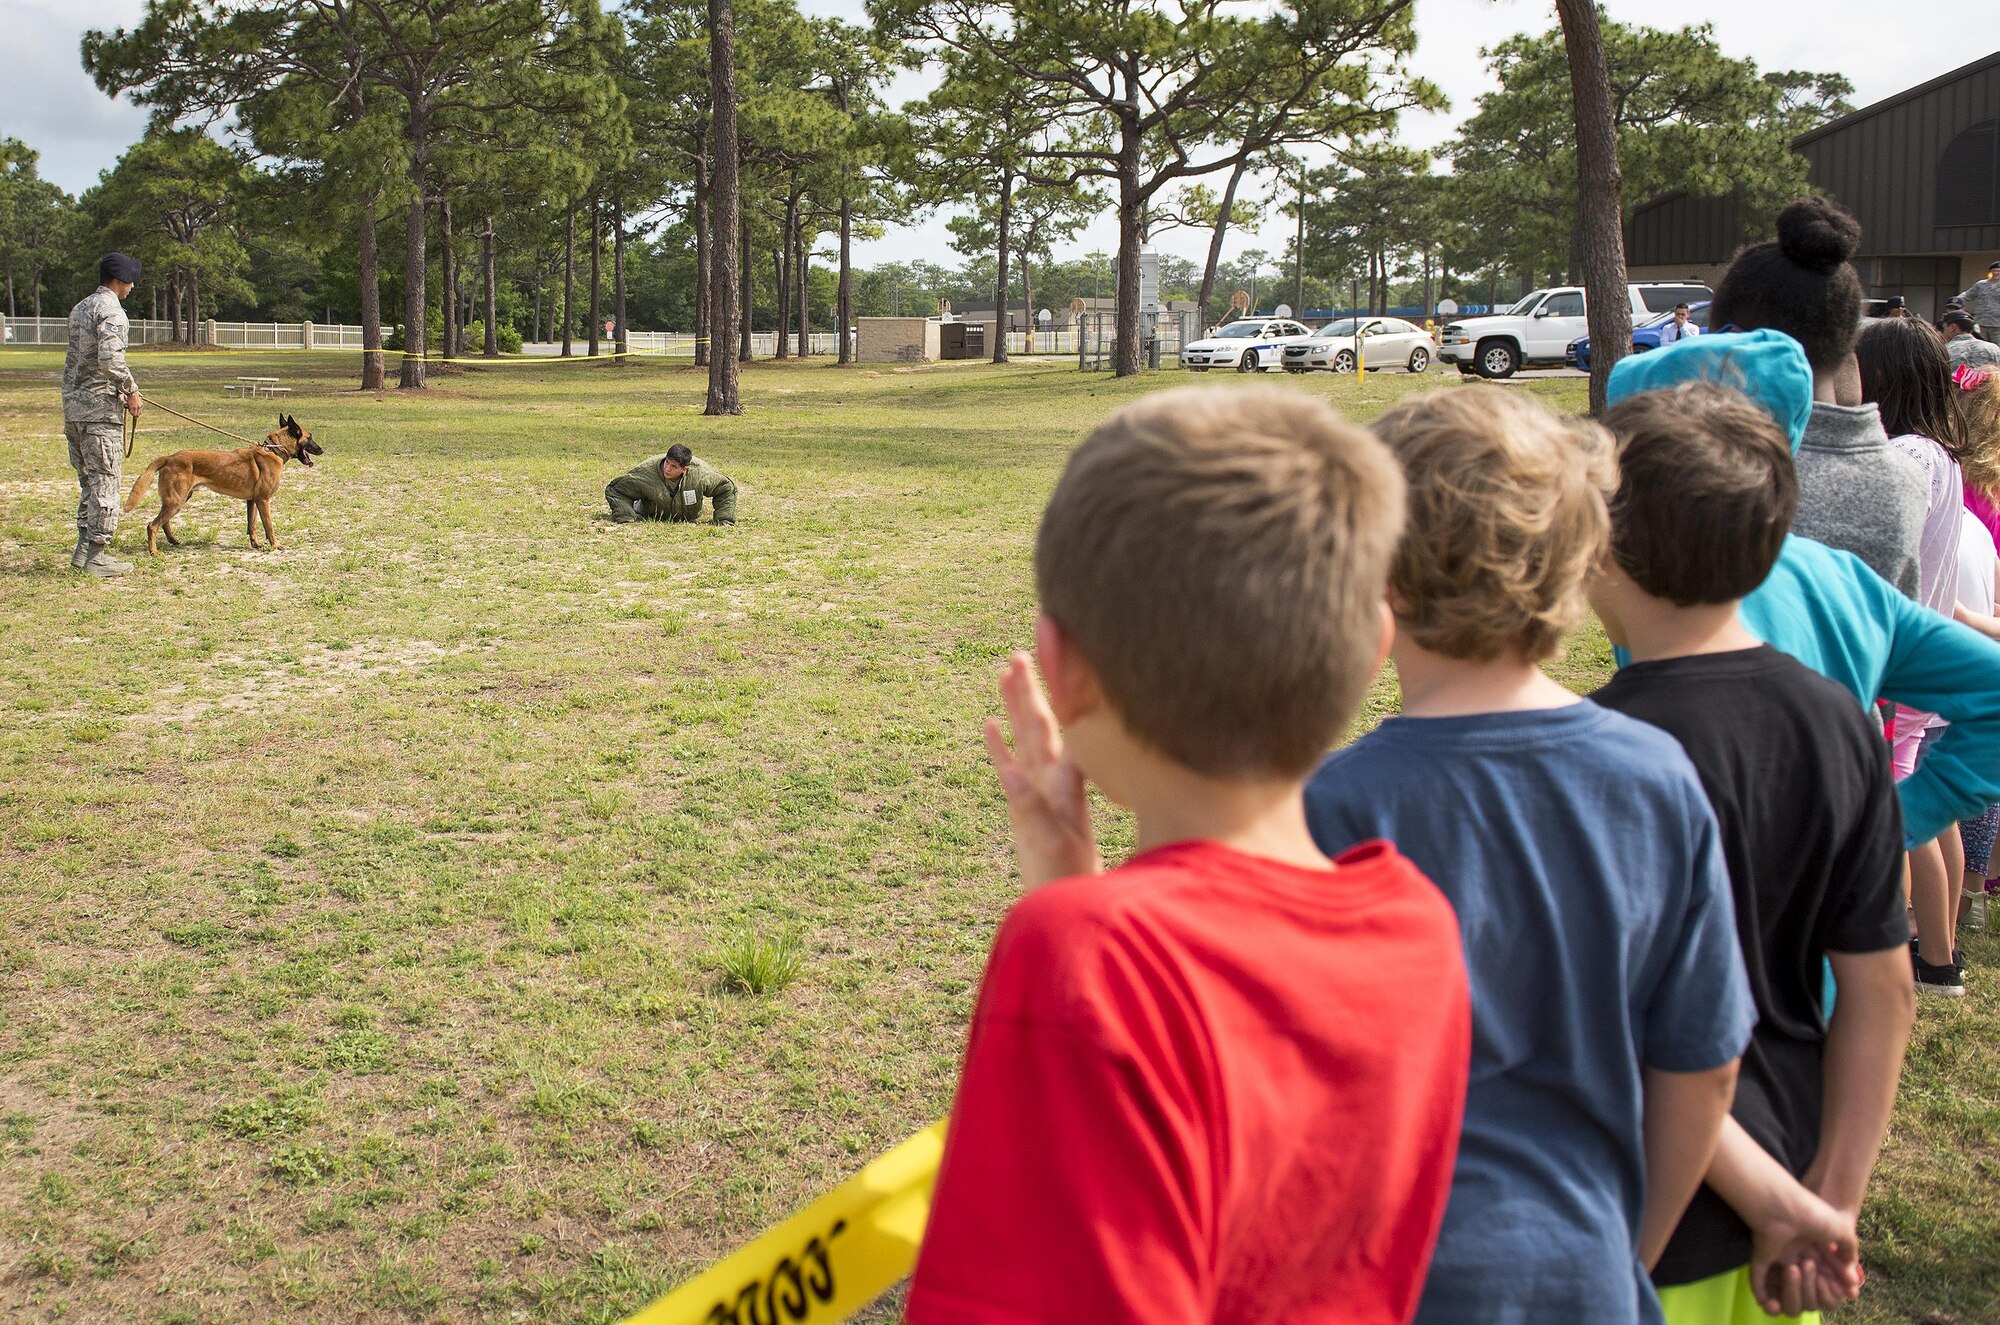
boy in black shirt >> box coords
[1589,383,1918,1323]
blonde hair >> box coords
[1371,387,1616,662]
[1959,373,2000,503]
[1037,386,1406,777]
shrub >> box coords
[460,320,525,355]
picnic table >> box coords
[224,377,291,399]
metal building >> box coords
[1625,50,2000,320]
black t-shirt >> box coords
[1592,646,1907,1287]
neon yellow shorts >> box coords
[1657,1266,1819,1325]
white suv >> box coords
[1180,318,1315,373]
[1437,283,1711,379]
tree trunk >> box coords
[774,233,791,360]
[533,261,544,344]
[189,270,199,344]
[993,168,1013,364]
[348,201,382,388]
[1556,0,1632,414]
[401,134,430,387]
[837,190,853,365]
[773,246,790,359]
[562,206,575,357]
[788,226,804,356]
[482,215,498,357]
[588,198,602,358]
[613,194,628,365]
[1197,155,1250,330]
[694,156,711,368]
[1293,167,1306,313]
[704,0,743,414]
[441,196,457,360]
[1114,106,1143,378]
[739,211,753,362]
[1019,247,1034,352]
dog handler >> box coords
[605,443,737,525]
[62,252,145,576]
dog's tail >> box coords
[123,456,167,512]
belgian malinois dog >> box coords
[124,414,322,556]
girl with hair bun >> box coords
[1712,198,1929,600]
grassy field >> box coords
[0,349,1993,1325]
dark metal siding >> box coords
[1798,56,2000,253]
[1626,51,2000,263]
[1626,191,1746,267]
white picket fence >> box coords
[1,314,368,350]
[524,331,848,358]
[5,315,1079,358]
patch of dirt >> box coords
[135,639,495,726]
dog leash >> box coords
[123,397,271,454]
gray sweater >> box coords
[1792,401,1926,599]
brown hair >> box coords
[1960,372,2000,502]
[1371,387,1615,661]
[1036,386,1405,777]
[1857,317,1969,457]
[1603,384,1797,605]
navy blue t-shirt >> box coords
[1304,701,1755,1325]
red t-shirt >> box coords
[907,839,1470,1325]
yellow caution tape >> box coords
[620,1121,945,1325]
[122,340,708,365]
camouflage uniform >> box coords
[1954,277,2000,342]
[605,454,738,525]
[61,285,139,548]
[1949,333,2000,370]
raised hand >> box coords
[983,651,1100,891]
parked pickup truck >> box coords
[1437,282,1712,379]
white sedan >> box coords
[1283,317,1437,374]
[1180,318,1315,372]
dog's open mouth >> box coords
[300,451,315,467]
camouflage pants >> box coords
[65,422,123,546]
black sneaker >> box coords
[1913,944,1965,998]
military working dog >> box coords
[123,413,322,555]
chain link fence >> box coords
[1075,310,1202,370]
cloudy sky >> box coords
[4,0,1982,270]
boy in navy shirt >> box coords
[1306,386,1754,1325]
[1590,382,1915,1324]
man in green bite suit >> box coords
[605,444,738,525]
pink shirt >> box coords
[1966,485,2000,549]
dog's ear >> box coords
[285,416,303,439]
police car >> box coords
[1180,317,1315,372]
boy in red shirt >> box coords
[908,387,1473,1324]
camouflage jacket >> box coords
[61,286,139,424]
[1949,334,2000,370]
[606,454,738,524]
[1954,278,2000,331]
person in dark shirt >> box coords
[1589,382,1918,1324]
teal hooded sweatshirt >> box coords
[1607,330,2000,848]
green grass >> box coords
[0,348,1993,1323]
